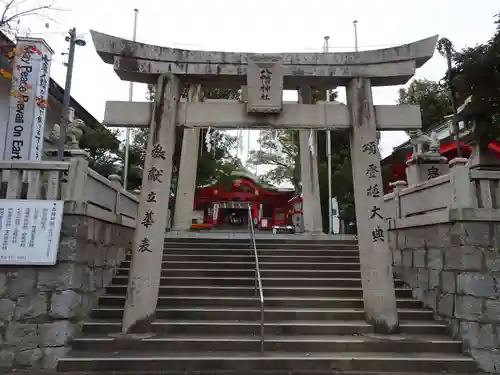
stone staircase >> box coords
[58,237,479,374]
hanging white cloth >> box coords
[205,126,212,153]
[237,129,244,155]
[308,129,315,157]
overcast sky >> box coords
[20,0,500,160]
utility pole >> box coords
[324,36,333,235]
[57,28,77,160]
[353,20,359,52]
[123,8,139,188]
[57,28,86,160]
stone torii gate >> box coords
[90,30,438,335]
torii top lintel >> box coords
[90,30,438,88]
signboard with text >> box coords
[3,37,54,161]
[217,201,251,209]
[0,200,63,265]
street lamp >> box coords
[57,28,86,160]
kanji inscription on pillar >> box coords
[347,77,398,333]
[246,55,284,113]
[427,165,440,179]
[122,74,180,334]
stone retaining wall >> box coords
[389,222,500,373]
[0,214,132,369]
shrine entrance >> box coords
[192,172,297,231]
[90,29,438,335]
[213,201,250,229]
[218,209,248,229]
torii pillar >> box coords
[122,74,180,333]
[90,29,438,334]
[298,86,323,234]
[172,84,203,231]
[348,77,398,333]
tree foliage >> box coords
[80,126,121,178]
[247,89,339,189]
[123,84,243,191]
[247,130,299,189]
[397,79,452,132]
[443,14,500,136]
[247,88,356,227]
[396,15,500,138]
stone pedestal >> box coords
[406,152,448,185]
[172,84,203,231]
[347,77,399,333]
[468,141,500,170]
[461,117,500,170]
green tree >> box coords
[247,89,339,190]
[247,130,299,189]
[441,14,500,137]
[80,126,121,178]
[123,84,243,191]
[247,89,357,230]
[397,79,452,132]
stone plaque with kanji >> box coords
[246,55,284,113]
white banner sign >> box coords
[4,38,53,161]
[218,201,251,209]
[331,197,340,234]
[0,200,63,265]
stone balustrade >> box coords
[0,158,138,369]
[384,158,500,373]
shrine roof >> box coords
[90,30,438,87]
[197,170,294,194]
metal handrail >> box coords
[247,205,264,353]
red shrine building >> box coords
[382,106,500,193]
[189,171,303,230]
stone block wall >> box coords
[389,222,500,373]
[0,214,133,369]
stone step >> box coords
[57,351,478,373]
[164,242,359,250]
[157,249,360,257]
[90,307,434,321]
[120,259,362,268]
[110,275,402,287]
[165,238,358,245]
[69,334,462,353]
[47,371,487,375]
[115,268,363,278]
[104,285,414,298]
[98,295,423,309]
[82,319,449,336]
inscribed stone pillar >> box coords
[298,87,323,233]
[172,84,203,230]
[122,74,180,333]
[405,152,448,186]
[347,77,399,333]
